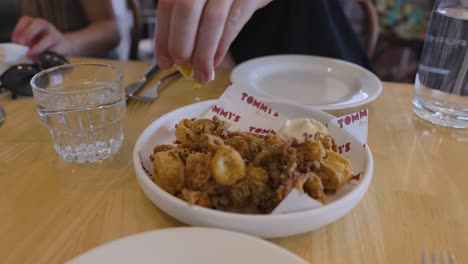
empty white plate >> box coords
[67,227,307,264]
[231,55,382,110]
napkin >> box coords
[0,43,32,76]
[0,43,30,63]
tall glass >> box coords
[413,0,468,128]
[31,64,126,163]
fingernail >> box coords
[157,56,171,69]
[208,70,215,81]
[193,70,206,83]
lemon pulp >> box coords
[174,65,203,89]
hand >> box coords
[12,16,74,60]
[155,0,272,84]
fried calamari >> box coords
[151,116,354,214]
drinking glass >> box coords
[31,64,126,163]
[413,0,468,128]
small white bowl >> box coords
[133,100,373,238]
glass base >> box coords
[413,99,468,128]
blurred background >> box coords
[114,0,434,83]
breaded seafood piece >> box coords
[192,116,229,139]
[229,178,251,209]
[303,172,326,203]
[175,119,194,144]
[211,145,246,186]
[205,133,225,152]
[153,150,185,195]
[225,135,249,158]
[229,165,269,209]
[320,150,353,190]
[245,164,268,183]
[177,117,230,151]
[179,189,213,208]
[150,144,175,161]
[253,143,297,188]
[225,132,265,162]
[257,186,280,214]
[264,134,285,145]
[317,133,337,152]
[185,152,212,190]
[204,133,246,186]
[297,140,326,162]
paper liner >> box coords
[139,84,368,214]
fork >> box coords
[421,250,456,264]
[128,71,182,103]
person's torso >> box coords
[65,0,89,32]
[0,0,20,42]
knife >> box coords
[125,64,160,99]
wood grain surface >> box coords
[0,58,466,264]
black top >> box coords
[230,0,373,70]
[0,0,20,43]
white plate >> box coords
[231,55,382,110]
[67,227,307,264]
[133,100,373,238]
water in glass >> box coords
[38,99,125,163]
[32,64,125,162]
[413,6,468,128]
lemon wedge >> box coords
[174,65,203,89]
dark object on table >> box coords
[0,51,69,98]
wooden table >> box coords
[1,58,467,264]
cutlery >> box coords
[421,250,456,264]
[125,64,160,100]
[128,71,181,103]
[0,105,4,127]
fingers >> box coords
[168,0,206,67]
[11,16,66,60]
[28,34,57,59]
[12,16,34,43]
[154,0,273,83]
[214,0,259,67]
[22,19,51,45]
[13,18,51,47]
[192,0,232,83]
[155,0,174,69]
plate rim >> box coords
[133,99,373,221]
[230,54,383,110]
[67,227,308,264]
